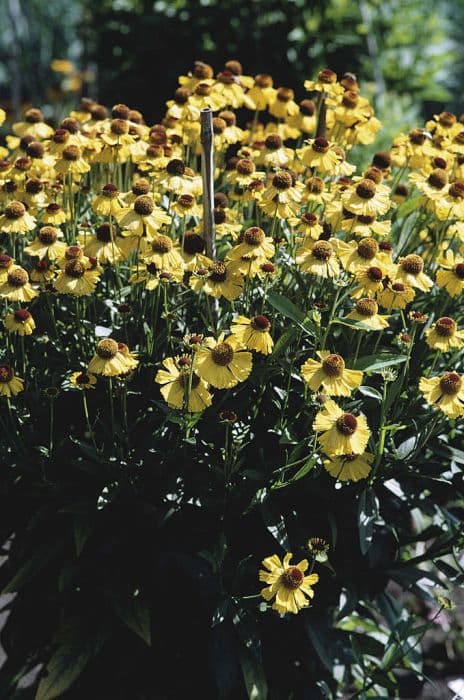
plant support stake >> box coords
[200,108,216,259]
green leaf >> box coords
[267,290,304,323]
[396,195,422,218]
[358,385,383,401]
[35,623,105,700]
[112,593,151,646]
[73,516,94,557]
[272,326,298,359]
[358,487,378,555]
[2,539,64,595]
[239,649,268,700]
[354,353,408,372]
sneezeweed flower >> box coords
[305,68,344,96]
[336,237,389,274]
[259,553,319,615]
[425,317,464,352]
[30,259,55,286]
[70,371,97,390]
[230,315,273,355]
[419,372,464,418]
[12,108,54,140]
[0,254,15,281]
[269,87,299,120]
[259,170,302,219]
[377,281,416,310]
[190,261,244,301]
[436,250,464,296]
[323,453,374,482]
[0,200,36,235]
[141,234,184,271]
[79,223,127,264]
[298,137,340,174]
[116,342,139,373]
[130,262,183,290]
[313,399,370,456]
[301,351,363,396]
[88,338,131,377]
[346,298,389,330]
[296,240,340,278]
[0,267,38,302]
[23,226,67,260]
[306,537,330,563]
[288,212,323,242]
[194,334,252,389]
[226,159,265,188]
[54,259,100,296]
[55,144,90,175]
[4,308,36,336]
[351,265,388,299]
[341,178,390,217]
[92,183,124,216]
[246,74,276,111]
[395,254,433,292]
[228,226,275,261]
[155,356,212,412]
[118,195,172,237]
[171,193,201,219]
[0,364,24,397]
[41,202,68,226]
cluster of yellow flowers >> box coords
[1,62,464,614]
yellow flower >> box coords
[227,227,274,262]
[70,371,97,390]
[226,158,265,189]
[296,239,340,278]
[88,338,132,377]
[0,267,38,302]
[194,334,252,389]
[92,183,125,216]
[23,226,67,260]
[78,224,128,265]
[0,201,36,235]
[247,74,276,111]
[259,171,302,219]
[304,68,344,97]
[117,195,172,237]
[324,453,374,482]
[54,260,100,297]
[141,234,185,271]
[269,87,299,120]
[288,212,323,242]
[12,108,53,139]
[171,193,201,219]
[129,262,183,290]
[346,298,389,330]
[335,237,390,274]
[0,364,24,398]
[341,179,390,217]
[313,399,371,456]
[259,553,319,615]
[41,202,68,226]
[51,58,75,74]
[419,372,464,418]
[377,282,416,310]
[436,250,464,296]
[190,260,244,301]
[155,356,212,412]
[350,265,389,299]
[395,254,433,292]
[4,308,36,336]
[301,352,363,396]
[409,168,448,201]
[230,315,274,355]
[298,137,340,174]
[425,317,464,352]
[55,145,90,175]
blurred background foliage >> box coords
[1,0,464,142]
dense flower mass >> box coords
[1,61,463,698]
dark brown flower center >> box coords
[318,68,337,84]
[322,354,345,377]
[63,145,81,161]
[391,282,407,292]
[96,338,119,359]
[427,169,447,189]
[435,317,456,337]
[357,238,378,260]
[276,87,294,103]
[311,241,333,261]
[183,231,205,254]
[342,91,359,108]
[372,151,391,170]
[367,266,383,282]
[25,178,43,194]
[312,137,330,153]
[236,158,255,176]
[401,254,423,275]
[356,179,376,199]
[166,159,185,176]
[132,179,150,196]
[440,372,462,395]
[272,171,293,190]
[96,223,112,242]
[265,133,283,151]
[65,260,86,278]
[355,298,378,317]
[306,177,324,195]
[255,73,273,88]
[336,413,358,435]
[7,268,28,287]
[39,226,59,244]
[14,309,31,322]
[244,226,265,246]
[454,263,464,280]
[250,315,270,331]
[209,261,228,282]
[0,365,14,382]
[177,194,195,209]
[5,201,26,220]
[151,235,172,254]
[449,181,464,200]
[134,195,155,216]
[211,342,234,366]
[101,183,119,198]
[110,118,129,136]
[282,566,304,589]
